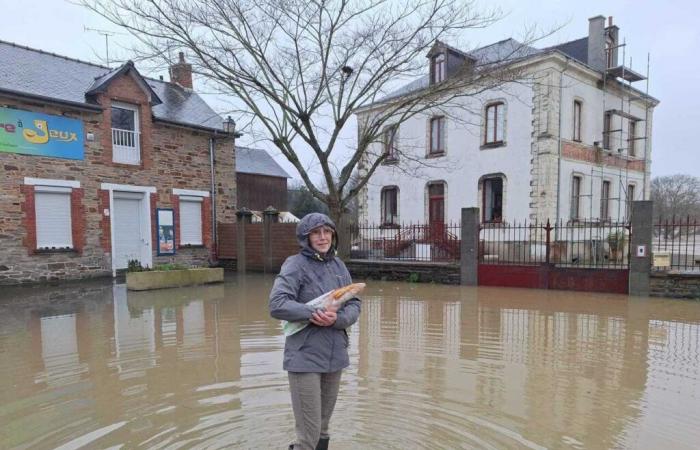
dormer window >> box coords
[111,102,140,165]
[432,53,446,84]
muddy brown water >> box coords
[1,274,699,449]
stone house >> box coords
[356,16,659,227]
[0,41,236,284]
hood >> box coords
[296,213,337,261]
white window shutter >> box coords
[180,197,203,245]
[35,189,72,249]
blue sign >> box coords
[0,107,84,160]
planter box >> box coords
[126,268,224,291]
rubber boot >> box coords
[315,437,329,450]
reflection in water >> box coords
[0,276,699,449]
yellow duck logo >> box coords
[23,119,49,144]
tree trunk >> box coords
[329,203,351,259]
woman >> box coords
[269,213,362,450]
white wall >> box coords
[363,81,534,224]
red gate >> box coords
[478,219,630,294]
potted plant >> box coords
[607,231,627,262]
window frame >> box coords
[600,180,611,221]
[382,125,399,162]
[484,102,505,146]
[570,175,582,220]
[23,178,81,252]
[628,120,637,157]
[174,189,210,247]
[432,53,446,84]
[429,116,445,155]
[481,176,504,224]
[603,111,612,150]
[111,101,141,165]
[380,186,399,227]
[626,184,636,219]
[573,100,582,142]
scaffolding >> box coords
[577,24,653,223]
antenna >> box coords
[84,26,119,67]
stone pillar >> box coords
[460,208,480,286]
[236,208,253,273]
[263,206,280,273]
[629,201,653,296]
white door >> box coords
[113,192,150,269]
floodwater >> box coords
[1,275,699,450]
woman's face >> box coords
[309,225,334,254]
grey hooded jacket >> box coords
[269,213,361,373]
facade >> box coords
[0,42,236,284]
[356,16,658,227]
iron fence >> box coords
[653,217,700,273]
[351,221,461,263]
[479,219,631,269]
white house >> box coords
[356,16,658,227]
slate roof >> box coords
[236,146,291,178]
[0,40,224,131]
[549,37,589,65]
[375,38,542,104]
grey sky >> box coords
[2,0,697,180]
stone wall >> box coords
[0,75,235,285]
[345,260,460,284]
[650,273,700,299]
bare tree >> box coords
[651,174,700,220]
[82,0,542,254]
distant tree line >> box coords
[651,174,700,220]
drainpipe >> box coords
[209,136,217,264]
[555,58,570,239]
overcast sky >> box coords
[2,0,697,181]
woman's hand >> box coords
[310,309,337,327]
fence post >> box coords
[545,219,552,264]
[263,206,280,273]
[629,200,653,296]
[236,208,253,274]
[460,208,480,286]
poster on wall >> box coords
[0,107,84,160]
[157,209,176,256]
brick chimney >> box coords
[587,15,606,72]
[169,51,193,89]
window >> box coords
[484,102,504,145]
[111,103,140,164]
[626,184,635,219]
[628,120,637,157]
[603,111,612,150]
[432,53,446,84]
[600,180,611,221]
[381,187,398,225]
[180,196,203,245]
[482,177,503,223]
[570,176,582,220]
[383,125,398,161]
[35,186,73,249]
[428,182,445,225]
[429,116,445,154]
[573,100,582,142]
[606,39,614,68]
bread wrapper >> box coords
[282,283,366,336]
